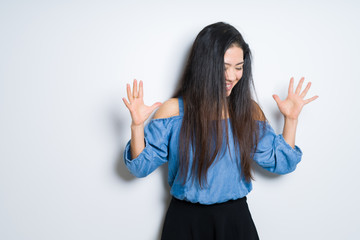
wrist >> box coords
[284,118,298,130]
[284,116,298,122]
[131,123,144,130]
[282,118,298,149]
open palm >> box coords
[122,79,162,126]
[273,77,318,120]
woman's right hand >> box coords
[122,79,162,127]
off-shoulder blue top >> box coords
[124,97,302,204]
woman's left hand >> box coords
[272,77,319,120]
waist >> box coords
[171,195,247,207]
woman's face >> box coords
[224,46,244,96]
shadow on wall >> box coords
[111,105,172,240]
[156,164,172,240]
[252,162,280,179]
[116,150,171,240]
[112,107,136,181]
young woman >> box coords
[122,22,318,240]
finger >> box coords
[122,97,131,109]
[304,95,319,104]
[272,94,281,105]
[133,79,138,98]
[139,80,143,99]
[288,77,294,95]
[149,102,162,113]
[295,77,305,95]
[300,82,311,98]
[126,83,133,102]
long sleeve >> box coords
[123,118,173,178]
[253,120,303,175]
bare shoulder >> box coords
[252,100,266,121]
[153,98,180,119]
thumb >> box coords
[149,102,162,113]
[272,94,281,105]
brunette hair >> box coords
[173,22,266,188]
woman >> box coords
[122,22,318,240]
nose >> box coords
[225,68,236,81]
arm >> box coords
[130,124,145,159]
[272,77,319,149]
[282,118,298,149]
[253,120,303,174]
[122,80,180,177]
[122,79,162,159]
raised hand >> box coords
[272,77,318,120]
[122,79,162,127]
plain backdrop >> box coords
[1,0,359,239]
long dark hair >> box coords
[173,22,266,188]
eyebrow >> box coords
[224,61,244,65]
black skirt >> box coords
[161,196,259,240]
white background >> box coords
[1,0,359,239]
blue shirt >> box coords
[124,97,303,204]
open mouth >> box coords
[225,82,232,91]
